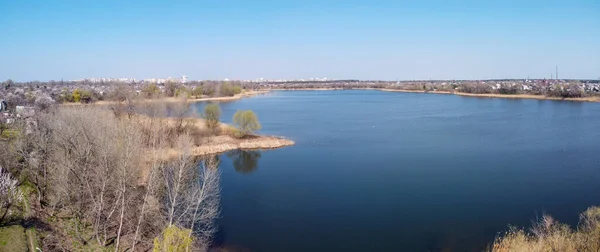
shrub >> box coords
[176,88,190,98]
[165,82,178,97]
[221,83,243,97]
[232,110,261,138]
[72,89,82,103]
[191,86,203,97]
[204,104,221,133]
[142,83,161,98]
[153,225,194,252]
[491,206,600,252]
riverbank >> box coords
[136,115,295,158]
[266,88,600,103]
[453,92,600,102]
[378,88,453,94]
[158,134,295,158]
[60,90,269,106]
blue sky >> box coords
[1,0,598,81]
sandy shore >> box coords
[156,135,295,158]
[136,115,295,157]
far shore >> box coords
[60,90,270,106]
[268,88,600,103]
[452,92,600,102]
[60,87,600,107]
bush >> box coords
[72,89,82,103]
[221,83,243,97]
[232,110,261,138]
[191,86,203,97]
[204,104,221,132]
[153,225,194,252]
[142,83,161,98]
[165,82,178,97]
[491,206,600,252]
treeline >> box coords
[0,79,245,107]
[0,99,223,251]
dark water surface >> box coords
[193,90,600,252]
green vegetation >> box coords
[72,89,82,103]
[0,225,27,252]
[153,225,194,252]
[204,103,221,132]
[0,123,7,137]
[232,110,261,138]
[221,83,243,97]
[191,86,204,97]
[165,81,178,97]
[175,87,190,98]
[491,206,600,252]
[142,83,161,98]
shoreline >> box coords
[61,87,600,106]
[60,90,270,106]
[267,88,600,103]
[138,116,295,158]
[452,92,600,102]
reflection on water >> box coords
[212,90,600,252]
[199,154,221,170]
[226,150,262,174]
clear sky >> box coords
[1,0,598,81]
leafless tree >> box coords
[157,134,221,251]
[46,107,142,248]
[0,166,23,222]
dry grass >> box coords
[491,206,600,252]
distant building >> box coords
[181,75,188,84]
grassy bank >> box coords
[0,225,28,252]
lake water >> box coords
[193,90,600,251]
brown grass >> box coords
[491,206,600,252]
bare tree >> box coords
[47,107,142,248]
[131,103,169,251]
[157,134,221,251]
[0,166,23,222]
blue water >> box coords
[193,90,600,251]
